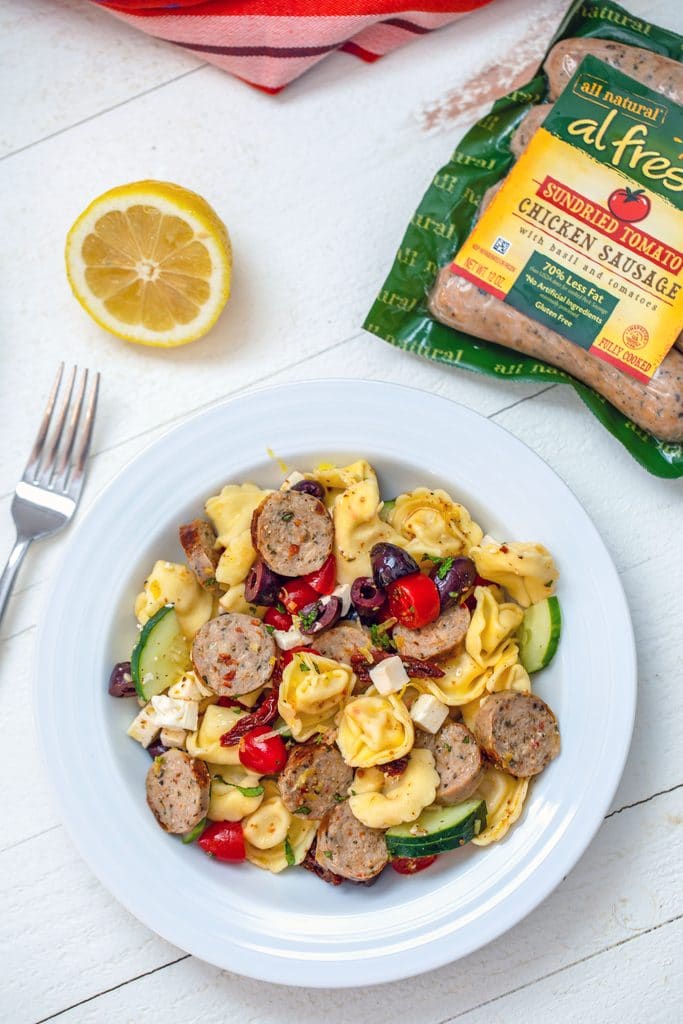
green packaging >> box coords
[363,0,683,478]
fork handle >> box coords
[0,537,32,629]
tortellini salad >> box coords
[112,459,561,884]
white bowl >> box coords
[34,379,635,987]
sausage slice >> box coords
[315,801,388,882]
[472,691,560,778]
[414,720,484,804]
[313,622,370,666]
[252,490,333,577]
[179,519,221,592]
[146,749,210,833]
[393,605,470,661]
[545,38,683,103]
[278,743,353,818]
[192,612,276,696]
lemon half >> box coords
[65,180,231,347]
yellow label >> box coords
[451,58,683,382]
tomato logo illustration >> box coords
[607,187,651,223]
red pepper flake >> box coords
[219,684,280,746]
[500,545,509,554]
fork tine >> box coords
[54,369,88,480]
[37,365,77,484]
[23,363,64,480]
[67,371,100,499]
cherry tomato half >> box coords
[387,573,440,630]
[279,580,319,614]
[391,855,437,875]
[303,554,337,595]
[281,645,319,667]
[239,725,288,774]
[263,605,292,632]
[198,820,246,862]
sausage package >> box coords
[363,0,683,477]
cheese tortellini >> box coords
[135,560,213,638]
[217,581,265,618]
[471,767,529,846]
[348,749,439,829]
[331,467,405,584]
[337,692,414,767]
[205,483,271,588]
[186,704,247,765]
[459,645,530,729]
[470,540,559,608]
[243,781,317,873]
[278,652,355,741]
[388,487,483,559]
[207,765,265,822]
[466,586,524,667]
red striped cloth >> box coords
[91,1,495,92]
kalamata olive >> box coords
[291,479,326,501]
[108,661,136,698]
[430,556,477,610]
[244,559,282,605]
[147,739,169,758]
[299,596,342,635]
[351,576,387,623]
[370,543,419,589]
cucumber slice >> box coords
[385,799,487,858]
[131,605,191,701]
[517,596,562,673]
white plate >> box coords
[35,379,635,987]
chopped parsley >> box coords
[298,604,320,630]
[442,742,452,752]
[276,601,287,614]
[293,805,311,815]
[264,624,275,635]
[204,577,217,587]
[225,782,264,797]
[298,659,309,672]
[281,511,294,522]
[370,624,395,652]
[323,850,333,860]
[284,837,296,866]
[333,793,344,803]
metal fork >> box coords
[0,364,100,627]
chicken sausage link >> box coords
[414,720,484,804]
[393,605,470,662]
[510,103,552,158]
[278,743,353,818]
[472,691,560,777]
[178,519,221,593]
[545,38,683,103]
[315,800,388,882]
[192,612,276,696]
[429,269,683,441]
[252,490,333,577]
[146,749,210,833]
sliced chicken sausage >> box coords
[472,690,560,777]
[315,800,388,882]
[545,38,683,103]
[429,269,683,441]
[146,749,210,833]
[178,518,221,593]
[313,622,370,666]
[252,490,333,577]
[192,612,276,696]
[278,743,353,818]
[414,720,484,804]
[394,605,470,661]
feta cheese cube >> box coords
[281,471,306,490]
[409,694,449,734]
[149,695,199,731]
[127,703,161,748]
[332,583,352,616]
[168,670,213,701]
[273,627,305,651]
[369,655,409,695]
[160,727,187,749]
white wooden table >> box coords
[2,0,681,1020]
